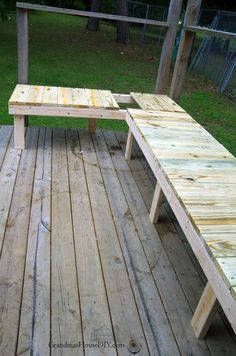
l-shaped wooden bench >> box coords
[8,85,236,339]
[125,100,236,339]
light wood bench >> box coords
[9,85,127,149]
[125,105,236,339]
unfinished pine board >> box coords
[9,85,120,111]
[98,90,120,110]
[51,128,83,354]
[126,108,236,334]
[42,86,58,106]
[8,84,30,105]
[66,129,116,356]
[72,88,89,108]
[57,86,73,106]
[116,130,236,355]
[79,129,149,355]
[17,128,52,356]
[25,85,44,105]
[131,92,186,112]
[0,128,39,355]
[103,130,210,355]
[92,130,180,356]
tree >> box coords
[116,0,129,44]
[86,0,102,31]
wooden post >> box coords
[191,282,219,339]
[155,0,183,93]
[170,0,202,102]
[88,119,97,134]
[149,182,164,224]
[17,7,29,126]
[125,129,134,161]
[14,115,25,149]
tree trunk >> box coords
[116,0,129,44]
[86,0,102,31]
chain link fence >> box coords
[190,10,236,102]
[128,1,168,45]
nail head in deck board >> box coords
[0,128,39,355]
[17,128,52,356]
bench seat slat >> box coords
[57,87,73,107]
[9,84,31,105]
[131,92,186,112]
[72,88,89,108]
[26,85,44,105]
[42,86,58,106]
[98,90,120,110]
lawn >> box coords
[0,11,236,155]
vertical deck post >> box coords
[17,7,29,127]
[155,0,183,93]
[149,182,164,223]
[170,0,202,102]
[191,282,219,339]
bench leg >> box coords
[14,115,25,149]
[125,129,134,161]
[149,182,164,223]
[191,282,219,339]
[88,118,96,134]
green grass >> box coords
[0,12,236,155]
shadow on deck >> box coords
[0,125,235,355]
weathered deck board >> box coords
[51,128,83,354]
[0,126,235,355]
[17,128,52,355]
[0,127,39,355]
[66,129,116,356]
[79,129,149,355]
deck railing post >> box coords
[17,7,29,126]
[169,0,202,102]
[17,7,29,84]
[155,0,183,94]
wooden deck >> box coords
[0,125,236,356]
